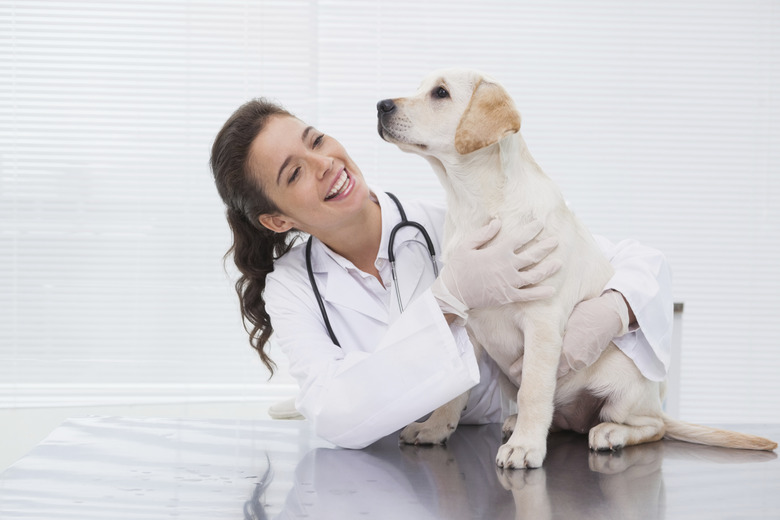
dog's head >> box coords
[377,69,521,159]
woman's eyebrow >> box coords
[276,126,315,185]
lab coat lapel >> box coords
[309,242,390,324]
[391,229,429,311]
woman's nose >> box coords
[312,153,333,178]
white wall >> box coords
[1,0,778,423]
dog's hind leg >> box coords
[588,359,666,451]
[589,416,665,451]
[400,391,470,445]
[502,414,518,441]
[497,370,520,441]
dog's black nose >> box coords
[377,99,396,114]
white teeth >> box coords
[326,170,349,199]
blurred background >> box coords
[1,0,778,466]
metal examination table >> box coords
[0,417,777,519]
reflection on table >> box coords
[0,417,777,519]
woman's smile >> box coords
[325,168,355,201]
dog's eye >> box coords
[433,86,450,99]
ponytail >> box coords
[211,99,297,376]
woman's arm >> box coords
[266,271,480,449]
[595,236,674,381]
[516,237,673,381]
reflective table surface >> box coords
[0,417,777,519]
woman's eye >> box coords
[313,134,324,147]
[288,167,300,184]
[433,87,449,99]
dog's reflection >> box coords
[498,431,775,520]
[500,432,666,520]
[273,425,775,519]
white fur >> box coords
[380,68,776,467]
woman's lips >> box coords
[325,169,354,201]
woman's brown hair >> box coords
[210,98,298,375]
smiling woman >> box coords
[210,99,387,372]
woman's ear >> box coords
[258,213,294,233]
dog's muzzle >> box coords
[376,98,425,149]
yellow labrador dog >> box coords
[377,69,777,469]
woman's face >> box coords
[250,115,371,236]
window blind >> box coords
[0,0,315,405]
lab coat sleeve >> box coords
[265,273,480,449]
[595,235,674,381]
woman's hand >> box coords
[508,290,633,379]
[557,290,632,377]
[432,218,561,318]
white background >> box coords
[1,0,778,423]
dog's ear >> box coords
[455,80,521,155]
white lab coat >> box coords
[265,190,673,449]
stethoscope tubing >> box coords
[305,236,340,347]
[305,192,438,348]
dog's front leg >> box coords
[400,391,470,445]
[496,322,561,469]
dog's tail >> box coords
[662,415,777,451]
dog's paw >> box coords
[589,422,628,451]
[399,420,455,445]
[495,437,547,469]
[501,414,518,441]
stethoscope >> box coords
[305,192,439,347]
